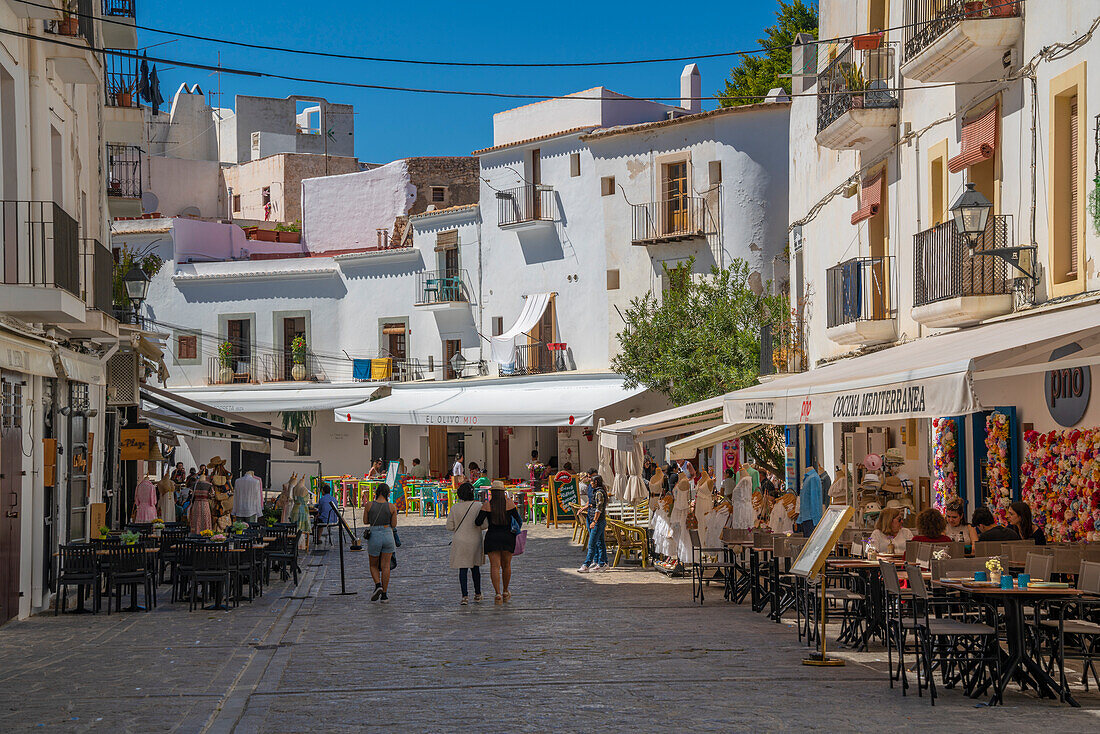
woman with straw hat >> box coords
[476,480,522,604]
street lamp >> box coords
[950,182,993,251]
[123,265,149,326]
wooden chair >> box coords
[609,519,648,569]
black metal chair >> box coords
[157,529,188,584]
[171,540,201,603]
[1037,560,1100,701]
[103,545,155,614]
[55,544,100,615]
[266,530,303,585]
[879,560,916,694]
[687,529,738,605]
[190,546,234,611]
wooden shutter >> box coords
[1069,98,1079,276]
[177,334,197,360]
[434,230,458,252]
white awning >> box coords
[490,293,552,364]
[0,331,57,378]
[143,410,268,449]
[337,374,645,427]
[665,423,761,461]
[140,383,296,443]
[57,347,106,385]
[163,384,384,414]
[599,395,724,451]
[723,303,1100,425]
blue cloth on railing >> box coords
[842,260,862,320]
[352,359,371,381]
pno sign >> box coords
[1045,343,1091,427]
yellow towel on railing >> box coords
[371,358,393,380]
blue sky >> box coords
[137,0,782,163]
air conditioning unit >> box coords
[106,352,139,406]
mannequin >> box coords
[133,475,158,523]
[156,469,177,523]
[670,468,693,562]
[208,456,233,532]
[730,474,756,530]
[291,474,311,547]
[233,470,263,523]
[189,470,214,534]
[278,473,297,524]
[648,465,672,558]
[693,471,718,547]
[769,492,800,534]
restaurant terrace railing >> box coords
[81,238,114,315]
[913,214,1012,308]
[415,269,472,305]
[496,185,554,227]
[107,144,143,199]
[631,196,715,245]
[499,342,565,377]
[0,201,80,297]
[904,0,1022,63]
[208,355,256,385]
[826,256,896,329]
[817,42,898,133]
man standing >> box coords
[578,472,609,573]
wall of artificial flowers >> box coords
[1021,428,1100,542]
[985,412,1013,523]
[932,417,958,511]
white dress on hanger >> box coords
[729,476,756,530]
[670,477,693,561]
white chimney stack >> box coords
[680,63,701,114]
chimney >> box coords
[680,63,701,114]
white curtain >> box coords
[597,418,614,487]
[624,445,646,505]
[490,293,552,365]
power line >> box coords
[11,0,1028,69]
[0,26,1031,104]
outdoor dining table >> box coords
[933,579,1089,706]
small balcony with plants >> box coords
[816,39,899,151]
[758,316,807,378]
[496,185,554,230]
[414,268,473,310]
[902,0,1022,83]
[498,342,567,378]
[44,0,98,84]
[825,256,897,346]
[913,214,1014,327]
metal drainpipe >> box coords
[477,217,484,363]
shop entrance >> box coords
[0,375,23,625]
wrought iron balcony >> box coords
[913,215,1014,326]
[816,41,899,149]
[902,0,1022,82]
[496,185,554,228]
[499,342,565,377]
[103,51,139,108]
[759,320,807,377]
[0,201,80,297]
[415,268,472,306]
[826,256,898,345]
[107,144,142,198]
[45,0,94,44]
[81,239,114,314]
[631,196,716,245]
[102,0,136,17]
[263,350,327,383]
[208,355,257,385]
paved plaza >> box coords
[1,518,1099,733]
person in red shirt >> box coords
[911,508,952,543]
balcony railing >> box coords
[0,201,80,296]
[914,215,1012,308]
[46,0,95,44]
[208,356,256,385]
[107,144,142,198]
[81,239,113,314]
[904,0,1021,62]
[102,0,136,17]
[759,318,807,377]
[497,185,554,227]
[826,256,896,329]
[103,51,139,108]
[415,268,471,305]
[817,42,898,133]
[631,196,715,245]
[263,350,328,383]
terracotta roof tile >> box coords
[581,101,790,141]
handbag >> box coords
[390,554,397,570]
[513,529,528,555]
[510,512,522,535]
[393,528,401,548]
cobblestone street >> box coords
[2,518,1099,733]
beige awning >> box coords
[665,422,760,461]
[0,331,57,378]
[599,395,724,452]
[56,348,106,385]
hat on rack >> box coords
[861,472,881,486]
[863,500,883,514]
[884,448,905,465]
[208,456,226,467]
[490,479,506,490]
[881,475,905,494]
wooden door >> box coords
[428,426,447,478]
[528,301,555,373]
[497,427,509,479]
[0,376,22,625]
[663,161,688,234]
[529,148,542,219]
[227,319,251,366]
[443,338,461,379]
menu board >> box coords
[791,504,854,579]
[548,474,579,528]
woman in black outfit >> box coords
[477,480,522,604]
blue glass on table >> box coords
[1000,575,1013,589]
[974,571,988,582]
[1017,573,1030,589]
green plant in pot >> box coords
[290,336,308,381]
[842,63,866,107]
[218,341,234,383]
[120,530,140,546]
[230,520,247,535]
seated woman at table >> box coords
[467,462,481,483]
[911,508,952,543]
[867,507,913,554]
[943,496,978,546]
[366,459,385,480]
[1006,501,1046,545]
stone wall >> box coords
[406,157,480,215]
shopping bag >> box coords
[513,529,528,556]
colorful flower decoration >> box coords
[985,413,1013,523]
[1021,427,1100,542]
[932,417,958,511]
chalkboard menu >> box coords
[791,505,854,579]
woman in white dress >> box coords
[649,465,673,558]
[670,468,694,561]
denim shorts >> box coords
[367,526,396,556]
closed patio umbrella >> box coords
[624,445,646,505]
[611,451,628,501]
[597,418,614,487]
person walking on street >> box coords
[447,482,486,604]
[578,473,608,573]
[363,484,398,602]
[477,480,522,604]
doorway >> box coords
[281,316,305,380]
[227,318,252,377]
[528,148,542,219]
[67,382,89,542]
[497,427,510,479]
[0,374,22,625]
[443,338,461,380]
[663,161,688,234]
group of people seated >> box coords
[867,497,1046,554]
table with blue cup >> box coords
[934,573,1087,706]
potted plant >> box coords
[852,32,883,51]
[211,533,227,543]
[254,228,278,242]
[986,557,1003,584]
[152,518,165,537]
[230,520,247,535]
[218,340,234,383]
[98,525,111,540]
[291,336,308,381]
[57,3,80,36]
[120,530,140,546]
[964,0,986,18]
[200,529,214,539]
[275,220,302,244]
[985,0,1017,17]
[842,63,867,108]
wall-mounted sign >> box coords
[1045,343,1091,427]
[120,428,150,461]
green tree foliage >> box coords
[612,260,789,473]
[717,1,818,107]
